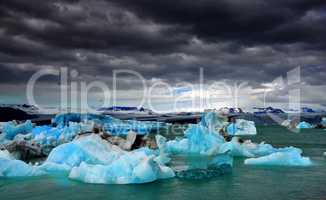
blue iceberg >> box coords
[296,121,313,129]
[234,119,257,135]
[321,117,326,127]
[43,134,175,184]
[0,150,44,177]
[53,113,165,136]
[244,148,312,166]
[165,124,225,155]
[2,120,33,140]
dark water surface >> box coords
[1,126,326,200]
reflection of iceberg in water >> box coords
[170,154,233,179]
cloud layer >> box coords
[0,0,325,108]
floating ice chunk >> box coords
[45,134,123,168]
[241,141,276,157]
[296,121,313,129]
[281,119,291,127]
[234,119,257,135]
[155,135,171,164]
[31,122,90,145]
[219,137,255,157]
[2,120,33,140]
[44,134,174,184]
[166,124,225,155]
[227,120,257,136]
[0,158,44,177]
[68,149,174,184]
[0,149,13,160]
[0,150,44,177]
[321,118,326,127]
[53,113,164,136]
[219,138,304,158]
[226,123,237,136]
[46,143,92,168]
[38,162,71,174]
[200,111,227,132]
[244,148,312,166]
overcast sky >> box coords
[0,0,326,111]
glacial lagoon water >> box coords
[1,126,326,200]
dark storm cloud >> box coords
[0,0,325,90]
[110,0,326,46]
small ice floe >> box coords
[244,148,312,166]
[296,121,313,129]
[321,117,326,127]
[281,119,291,127]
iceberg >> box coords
[31,122,92,146]
[226,123,237,136]
[296,121,313,129]
[43,134,175,184]
[244,148,312,166]
[155,134,171,165]
[163,112,308,161]
[2,120,33,140]
[321,117,326,127]
[1,134,175,183]
[53,113,165,136]
[219,137,305,158]
[164,112,256,155]
[0,150,44,177]
[69,152,174,184]
[200,111,227,132]
[281,119,291,127]
[165,124,225,155]
[234,119,257,135]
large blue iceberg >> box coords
[44,134,175,184]
[0,135,175,184]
